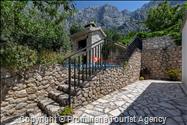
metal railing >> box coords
[63,38,120,106]
[63,37,142,106]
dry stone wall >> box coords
[0,35,182,123]
[0,65,68,122]
[141,36,182,80]
[1,48,142,122]
[73,49,141,108]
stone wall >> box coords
[1,48,142,122]
[73,49,141,108]
[0,65,68,122]
[141,36,182,80]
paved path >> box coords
[68,80,187,125]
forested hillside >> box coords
[1,1,74,71]
[0,1,186,72]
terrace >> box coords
[68,80,187,125]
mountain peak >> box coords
[69,1,184,34]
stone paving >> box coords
[68,80,187,125]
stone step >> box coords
[38,98,64,117]
[48,90,69,106]
[65,78,86,88]
[65,79,90,89]
[57,84,79,96]
[26,107,45,117]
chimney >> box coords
[84,22,96,29]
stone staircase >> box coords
[37,69,89,117]
[37,37,143,119]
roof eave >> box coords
[70,27,107,40]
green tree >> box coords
[70,23,84,35]
[145,1,181,31]
[104,29,122,42]
[0,1,75,71]
[1,0,74,51]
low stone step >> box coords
[65,78,85,87]
[48,90,69,106]
[68,79,89,88]
[38,98,64,117]
[57,84,79,96]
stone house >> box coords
[71,22,106,64]
[182,11,187,89]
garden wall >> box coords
[141,36,182,80]
[0,65,68,122]
[1,48,142,122]
[72,49,141,108]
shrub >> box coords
[105,29,122,42]
[168,32,182,46]
[59,106,73,116]
[58,106,73,123]
[121,32,137,46]
[123,61,128,68]
[57,54,64,64]
[166,68,181,81]
[38,50,58,65]
[1,42,37,71]
[38,50,64,65]
[139,76,145,80]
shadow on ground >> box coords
[110,82,187,125]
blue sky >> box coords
[74,1,150,11]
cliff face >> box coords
[68,1,184,34]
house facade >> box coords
[182,13,187,89]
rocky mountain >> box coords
[68,1,184,34]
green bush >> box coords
[59,106,73,116]
[168,32,182,46]
[139,76,145,80]
[1,42,37,71]
[38,50,64,65]
[58,106,73,124]
[120,32,137,46]
[0,43,66,71]
[57,54,64,64]
[166,68,181,81]
[123,61,128,68]
[105,29,122,42]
